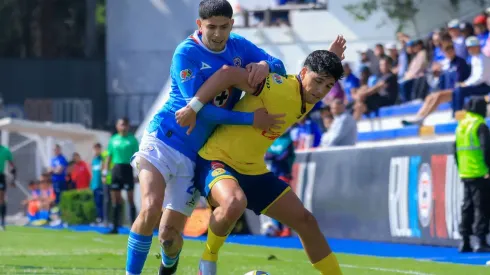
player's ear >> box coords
[300,67,307,79]
[230,18,235,28]
[196,19,202,30]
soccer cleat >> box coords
[158,258,179,275]
[198,259,217,275]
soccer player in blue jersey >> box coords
[125,1,287,275]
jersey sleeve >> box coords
[131,136,139,155]
[173,51,254,125]
[238,37,286,76]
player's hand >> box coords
[175,105,197,135]
[253,108,286,131]
[246,61,269,88]
[328,35,347,61]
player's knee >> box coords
[159,225,183,255]
[221,194,247,221]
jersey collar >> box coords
[191,31,227,54]
[296,75,307,115]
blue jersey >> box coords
[51,154,68,182]
[146,31,286,160]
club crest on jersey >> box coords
[212,168,226,177]
[233,57,242,67]
[143,145,155,152]
[272,73,283,84]
[211,162,225,170]
[180,69,193,82]
[213,89,230,107]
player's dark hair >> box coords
[93,143,101,149]
[199,0,233,19]
[304,50,344,81]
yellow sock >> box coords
[201,227,228,262]
[313,253,342,275]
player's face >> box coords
[300,67,336,104]
[197,16,234,52]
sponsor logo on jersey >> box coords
[211,168,226,177]
[201,62,212,70]
[233,57,242,67]
[272,73,283,84]
[180,69,193,82]
[211,162,225,170]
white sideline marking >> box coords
[341,264,435,275]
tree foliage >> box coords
[0,0,106,58]
[344,0,463,34]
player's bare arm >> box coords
[176,65,285,134]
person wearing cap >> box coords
[454,96,490,253]
[385,43,399,68]
[460,21,475,39]
[473,14,489,48]
[401,37,488,126]
[448,19,469,59]
[452,36,490,112]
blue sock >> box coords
[161,247,181,267]
[126,231,153,275]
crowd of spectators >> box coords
[284,9,490,151]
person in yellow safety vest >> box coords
[455,96,490,253]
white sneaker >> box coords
[198,259,217,275]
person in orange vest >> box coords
[71,152,91,190]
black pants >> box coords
[459,177,490,239]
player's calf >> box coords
[264,191,342,275]
[126,157,166,275]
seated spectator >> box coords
[341,62,360,103]
[321,99,357,147]
[71,152,91,190]
[460,21,475,39]
[402,36,490,126]
[324,81,345,104]
[290,115,322,149]
[448,19,469,59]
[27,173,56,225]
[473,14,488,48]
[23,181,40,222]
[399,40,428,102]
[385,43,399,68]
[320,105,333,131]
[353,57,399,120]
[358,47,380,76]
[374,43,387,60]
[431,30,446,63]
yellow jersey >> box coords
[199,73,313,175]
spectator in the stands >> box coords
[320,105,334,132]
[48,144,68,205]
[385,43,399,69]
[482,15,490,57]
[396,32,411,80]
[460,21,475,39]
[353,57,398,120]
[402,36,489,126]
[321,99,357,147]
[71,152,91,190]
[291,115,322,149]
[341,62,360,104]
[349,65,372,108]
[473,14,489,48]
[431,30,446,63]
[399,39,428,102]
[448,19,469,59]
[359,47,380,76]
[324,82,345,105]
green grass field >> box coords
[0,227,489,274]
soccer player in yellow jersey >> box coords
[176,43,345,275]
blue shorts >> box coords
[195,156,291,215]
